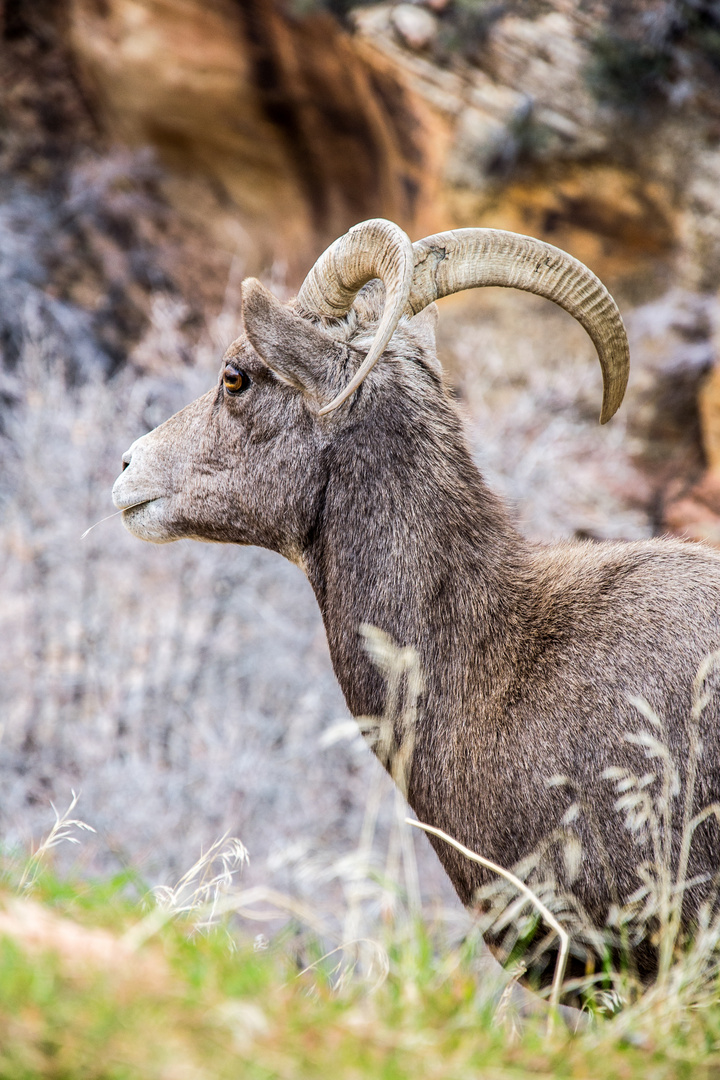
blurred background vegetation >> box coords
[3,0,720,940]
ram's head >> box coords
[112,218,629,557]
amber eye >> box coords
[223,365,249,395]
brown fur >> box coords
[113,278,720,976]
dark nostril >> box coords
[122,460,129,471]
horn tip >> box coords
[599,394,623,425]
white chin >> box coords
[121,500,175,543]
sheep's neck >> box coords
[303,412,529,728]
[301,407,535,894]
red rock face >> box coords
[666,368,720,547]
[67,0,441,273]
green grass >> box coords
[1,866,720,1079]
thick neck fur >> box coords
[302,379,532,809]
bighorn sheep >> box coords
[113,219,720,975]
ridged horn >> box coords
[296,219,414,416]
[407,229,629,423]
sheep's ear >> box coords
[408,303,438,352]
[407,303,442,377]
[241,278,335,398]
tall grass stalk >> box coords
[407,818,570,1034]
[597,649,720,999]
[341,627,422,953]
[17,790,96,892]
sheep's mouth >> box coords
[121,498,156,513]
[118,497,166,524]
[114,496,164,515]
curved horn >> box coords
[296,219,414,416]
[407,229,629,424]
